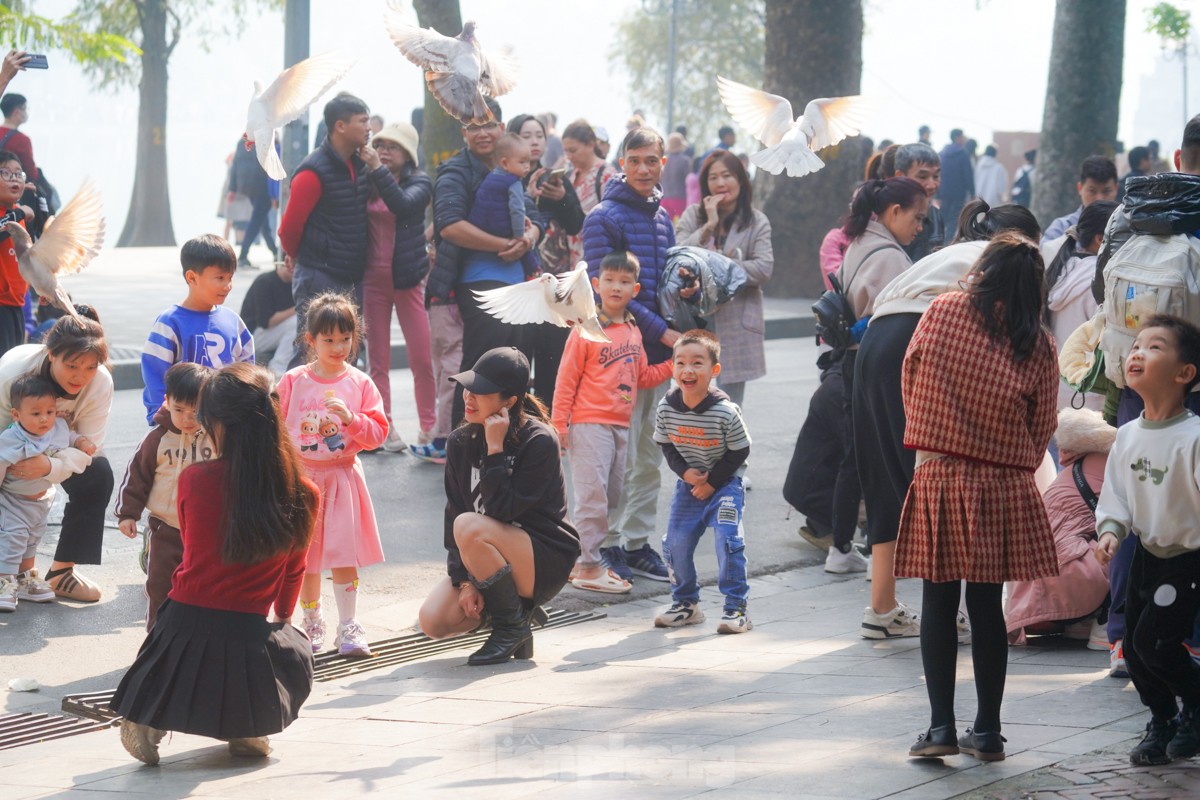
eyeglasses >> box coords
[0,170,26,183]
[464,122,501,133]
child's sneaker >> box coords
[1110,640,1129,678]
[623,543,669,581]
[15,570,55,603]
[409,442,447,464]
[335,620,373,657]
[1167,706,1200,760]
[824,544,869,574]
[1130,716,1178,765]
[654,601,704,628]
[303,610,326,653]
[717,608,752,634]
[0,575,17,612]
[861,602,921,639]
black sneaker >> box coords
[623,543,669,581]
[909,725,959,758]
[958,727,1006,761]
[1130,716,1179,766]
[1168,706,1200,760]
[600,546,633,582]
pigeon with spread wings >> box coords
[3,179,105,325]
[473,263,610,343]
[717,76,870,178]
[384,6,517,126]
[244,51,355,180]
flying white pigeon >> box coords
[716,76,870,178]
[384,6,518,126]
[243,51,355,180]
[473,263,610,343]
[2,179,105,325]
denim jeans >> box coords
[662,477,749,611]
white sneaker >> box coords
[1110,640,1129,678]
[1087,618,1110,651]
[383,427,407,453]
[0,575,17,612]
[303,610,326,652]
[717,608,752,634]
[335,620,373,657]
[825,545,869,574]
[1063,617,1093,641]
[654,601,705,628]
[862,602,921,639]
[16,569,55,603]
[956,610,972,645]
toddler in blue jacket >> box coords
[464,133,539,278]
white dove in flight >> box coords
[473,263,610,343]
[717,76,870,178]
[384,6,518,126]
[243,51,356,180]
[3,179,105,324]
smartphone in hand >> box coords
[24,54,48,70]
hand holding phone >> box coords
[24,54,48,70]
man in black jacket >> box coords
[426,99,544,428]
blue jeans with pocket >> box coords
[662,477,749,611]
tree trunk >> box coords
[758,0,864,298]
[414,0,464,172]
[1032,0,1125,230]
[118,0,175,246]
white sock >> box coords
[332,580,358,625]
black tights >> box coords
[921,580,1007,732]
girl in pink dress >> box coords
[277,292,388,658]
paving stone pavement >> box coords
[7,562,1193,799]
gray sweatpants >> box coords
[607,382,668,550]
[569,423,629,568]
[0,490,51,574]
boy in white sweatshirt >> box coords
[1096,314,1200,766]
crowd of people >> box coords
[1,47,1198,771]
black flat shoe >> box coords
[909,724,959,757]
[958,728,1006,761]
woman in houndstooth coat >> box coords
[898,233,1060,761]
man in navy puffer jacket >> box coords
[581,127,678,584]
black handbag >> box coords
[812,244,898,350]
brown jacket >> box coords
[115,406,215,529]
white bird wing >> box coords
[556,265,608,343]
[256,51,356,130]
[384,4,467,73]
[801,96,871,152]
[474,277,562,326]
[716,76,795,148]
[27,179,105,279]
[479,46,519,97]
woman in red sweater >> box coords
[113,363,320,766]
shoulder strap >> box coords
[1072,459,1098,512]
[842,243,902,296]
[0,129,15,150]
[594,165,606,201]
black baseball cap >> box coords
[450,347,529,396]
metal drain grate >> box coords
[61,608,606,723]
[0,711,117,751]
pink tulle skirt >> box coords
[301,457,384,572]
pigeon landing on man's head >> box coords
[384,4,518,126]
[4,179,105,325]
[243,51,356,180]
[716,76,871,178]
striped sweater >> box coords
[653,387,751,489]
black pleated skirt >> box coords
[112,599,314,740]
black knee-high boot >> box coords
[468,565,533,666]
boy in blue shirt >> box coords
[140,235,254,424]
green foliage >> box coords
[610,0,764,146]
[1146,1,1191,46]
[0,4,139,67]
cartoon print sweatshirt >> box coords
[276,365,388,460]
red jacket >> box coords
[0,214,28,307]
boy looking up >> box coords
[117,363,215,630]
[652,329,752,634]
[552,252,673,594]
[140,235,254,424]
[0,148,32,356]
[1096,315,1200,765]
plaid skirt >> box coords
[895,457,1059,584]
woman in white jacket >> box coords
[1044,200,1119,411]
[0,315,114,601]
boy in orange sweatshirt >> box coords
[553,251,674,594]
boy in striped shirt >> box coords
[652,329,752,633]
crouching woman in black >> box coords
[418,347,580,665]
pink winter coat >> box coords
[1005,410,1114,641]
